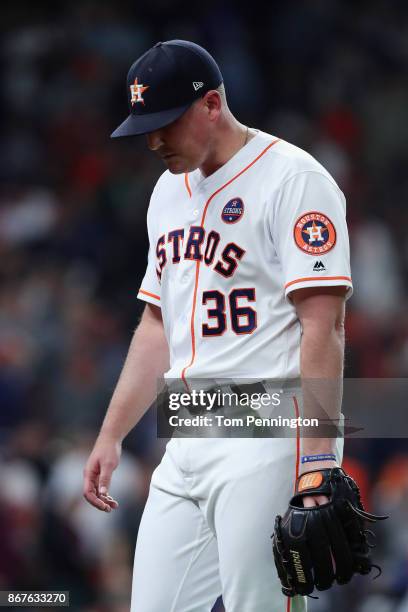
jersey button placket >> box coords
[190,185,204,221]
[177,268,193,329]
[183,193,205,366]
[190,204,201,223]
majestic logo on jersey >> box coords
[130,78,149,106]
[313,260,326,271]
[221,198,244,224]
[293,212,336,255]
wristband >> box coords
[301,453,336,464]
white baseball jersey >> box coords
[132,130,348,612]
[137,130,352,382]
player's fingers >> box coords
[83,466,112,512]
[302,494,330,507]
[302,496,315,508]
[83,487,112,512]
[83,468,99,501]
[99,493,119,509]
[98,463,115,497]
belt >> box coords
[185,381,268,416]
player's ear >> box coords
[203,90,222,120]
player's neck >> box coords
[199,117,256,178]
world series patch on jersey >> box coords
[137,130,352,383]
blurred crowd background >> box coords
[1,1,408,611]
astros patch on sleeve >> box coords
[271,171,352,299]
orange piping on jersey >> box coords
[188,259,200,378]
[184,173,192,198]
[138,288,160,301]
[285,275,352,290]
[181,138,281,386]
[284,395,300,612]
[286,399,301,611]
[292,396,301,488]
[200,139,280,227]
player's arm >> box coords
[83,302,169,512]
[273,285,388,595]
[291,285,347,504]
[98,302,168,442]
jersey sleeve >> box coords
[137,209,161,308]
[270,171,353,300]
[137,246,161,307]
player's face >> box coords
[145,96,217,174]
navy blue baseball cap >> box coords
[111,40,223,138]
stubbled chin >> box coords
[165,159,186,175]
[168,167,185,175]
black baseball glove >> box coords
[272,467,388,597]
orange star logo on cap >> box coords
[130,78,149,106]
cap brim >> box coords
[110,102,192,138]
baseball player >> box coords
[83,40,384,611]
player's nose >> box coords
[146,130,164,151]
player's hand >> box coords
[83,434,122,512]
[272,466,388,598]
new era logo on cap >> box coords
[193,81,204,91]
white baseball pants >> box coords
[130,434,343,612]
